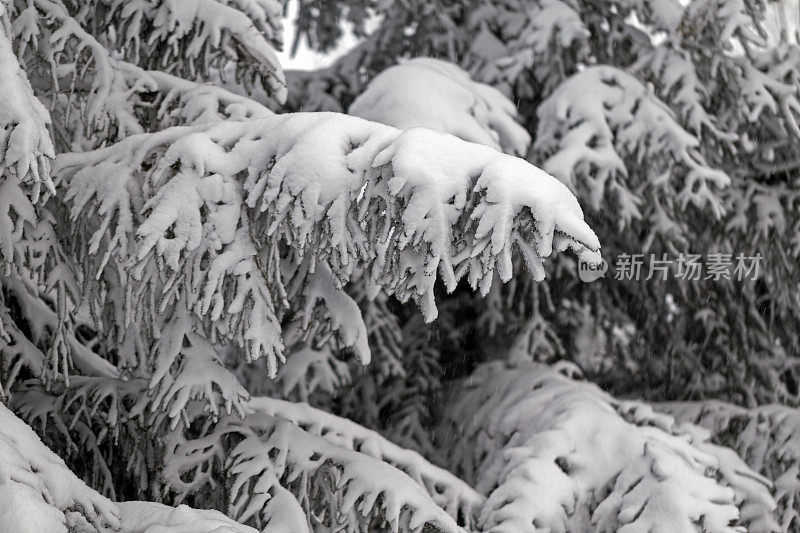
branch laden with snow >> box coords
[163,399,481,532]
[0,402,120,532]
[443,361,778,533]
[79,0,287,103]
[54,111,599,418]
[536,66,730,226]
[664,401,800,532]
[1,0,797,531]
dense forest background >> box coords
[1,0,800,531]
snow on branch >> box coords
[228,415,466,532]
[635,45,737,141]
[148,305,250,426]
[0,402,120,532]
[55,112,599,407]
[143,70,274,129]
[2,400,264,532]
[272,339,351,402]
[747,44,800,139]
[99,0,287,102]
[10,0,158,142]
[13,374,150,493]
[117,501,259,533]
[0,6,54,199]
[467,0,590,96]
[248,396,484,523]
[349,58,532,156]
[443,361,778,532]
[164,400,476,532]
[536,65,730,223]
[681,0,767,52]
[0,10,92,389]
[0,277,116,384]
[0,164,39,272]
[9,0,282,144]
[664,400,800,531]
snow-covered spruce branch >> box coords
[54,112,599,418]
[0,6,54,198]
[663,401,800,531]
[11,376,149,499]
[247,396,484,521]
[8,0,280,147]
[634,45,737,142]
[141,70,275,129]
[443,361,779,532]
[1,399,261,532]
[89,0,287,102]
[268,332,351,402]
[0,401,120,531]
[536,66,730,225]
[164,398,481,532]
[0,276,117,393]
[0,9,100,390]
[0,27,108,387]
[9,0,159,142]
[466,0,590,97]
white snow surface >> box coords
[117,501,259,533]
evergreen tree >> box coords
[0,0,798,531]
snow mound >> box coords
[350,58,531,156]
[118,501,259,533]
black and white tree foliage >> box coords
[0,0,799,531]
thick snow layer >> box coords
[349,58,531,156]
[0,484,67,533]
